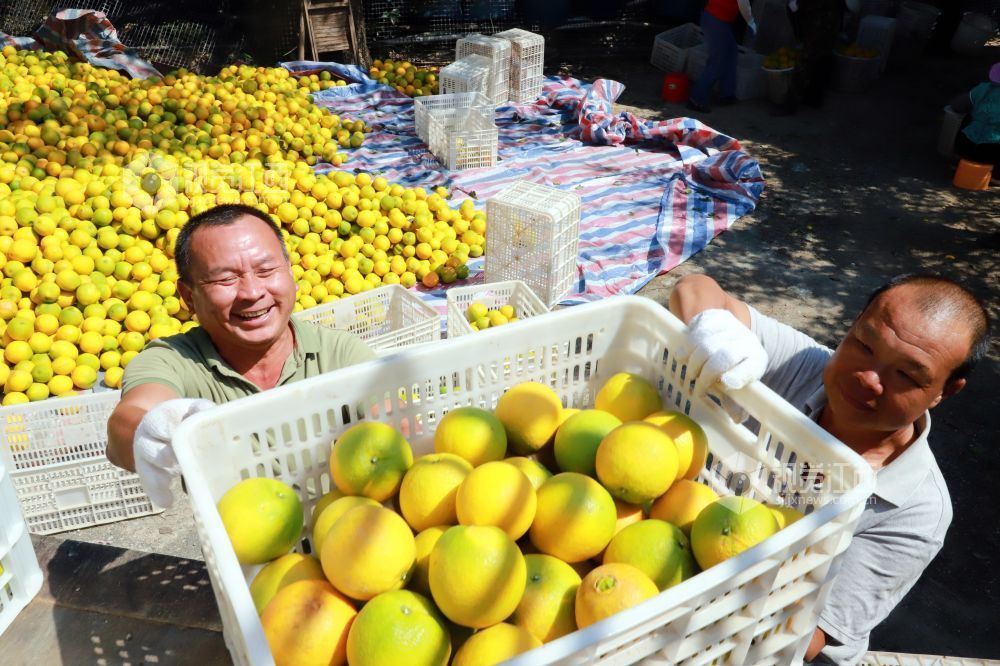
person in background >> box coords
[688,0,757,113]
[781,0,845,113]
[950,62,1000,167]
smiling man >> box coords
[669,273,990,665]
[106,204,374,500]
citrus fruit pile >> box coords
[763,46,802,70]
[464,301,521,331]
[220,373,803,665]
[369,59,439,97]
[0,48,487,404]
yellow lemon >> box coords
[321,504,415,601]
[600,498,646,559]
[433,406,507,466]
[70,364,97,389]
[399,453,472,532]
[103,366,124,388]
[346,589,451,666]
[644,410,709,480]
[124,310,151,333]
[410,525,448,597]
[553,408,622,476]
[690,496,779,570]
[5,316,34,341]
[5,369,32,393]
[261,579,356,666]
[511,554,581,643]
[575,563,658,629]
[311,495,380,559]
[249,552,325,615]
[2,391,29,405]
[494,381,563,454]
[4,340,33,364]
[78,330,104,354]
[330,421,413,502]
[504,456,552,490]
[452,623,540,666]
[428,525,525,628]
[603,519,696,591]
[595,372,662,422]
[649,479,719,535]
[309,488,346,532]
[25,382,49,402]
[529,472,617,563]
[48,374,75,396]
[217,478,304,565]
[456,461,536,540]
[595,422,678,504]
[769,504,805,530]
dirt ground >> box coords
[63,32,999,661]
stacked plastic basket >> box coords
[0,456,43,636]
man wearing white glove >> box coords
[107,205,376,500]
[669,273,990,665]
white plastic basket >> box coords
[651,23,704,72]
[484,181,581,306]
[863,652,999,666]
[857,16,896,74]
[0,458,43,636]
[426,106,498,171]
[445,279,549,338]
[0,391,162,534]
[439,54,492,96]
[412,91,493,144]
[495,28,545,103]
[173,296,874,666]
[293,284,441,355]
[456,33,511,105]
[736,46,767,100]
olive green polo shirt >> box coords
[122,318,376,402]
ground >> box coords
[63,33,999,660]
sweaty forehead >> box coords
[861,287,972,368]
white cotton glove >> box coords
[677,309,767,422]
[788,0,799,12]
[133,398,215,508]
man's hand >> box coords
[133,398,214,508]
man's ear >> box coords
[930,378,967,408]
[177,281,194,315]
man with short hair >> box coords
[669,273,990,665]
[107,204,375,504]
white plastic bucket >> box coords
[938,105,966,159]
[896,1,941,42]
[950,12,995,55]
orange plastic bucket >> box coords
[661,73,689,103]
[953,158,993,191]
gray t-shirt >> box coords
[748,306,952,666]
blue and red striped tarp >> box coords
[285,61,765,307]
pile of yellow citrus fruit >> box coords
[0,47,486,405]
[369,59,439,97]
[219,372,804,665]
[464,301,520,332]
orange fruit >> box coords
[553,409,622,476]
[410,525,448,596]
[399,453,472,532]
[504,456,552,490]
[428,525,526,628]
[529,472,617,563]
[649,479,719,536]
[321,504,415,600]
[452,623,541,666]
[511,554,581,643]
[595,422,678,504]
[769,504,805,530]
[346,589,451,666]
[602,498,645,554]
[456,461,536,540]
[250,552,325,615]
[311,495,380,559]
[261,579,356,666]
[309,487,346,531]
[575,563,658,629]
[594,372,661,422]
[217,478,303,565]
[603,520,696,591]
[434,406,507,466]
[690,496,779,570]
[644,410,709,480]
[330,421,413,502]
[494,381,563,454]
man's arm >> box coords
[805,627,827,662]
[668,274,752,328]
[107,383,179,472]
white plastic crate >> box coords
[445,279,549,338]
[495,28,545,103]
[0,458,43,636]
[426,106,498,171]
[651,23,704,72]
[293,284,441,355]
[857,16,896,74]
[863,653,999,666]
[173,296,875,666]
[439,54,492,96]
[456,33,511,105]
[484,181,581,306]
[0,391,162,534]
[412,91,493,143]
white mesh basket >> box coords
[445,279,549,338]
[0,391,162,535]
[456,33,511,105]
[484,181,581,306]
[0,458,43,636]
[413,91,494,143]
[651,23,705,72]
[173,296,875,666]
[293,284,441,355]
[426,106,498,171]
[495,27,545,103]
[439,54,492,96]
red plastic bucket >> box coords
[661,72,689,102]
